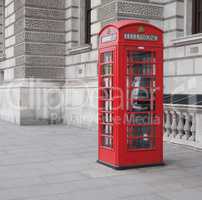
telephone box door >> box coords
[121,46,163,166]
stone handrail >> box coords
[164,104,198,146]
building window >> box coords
[0,0,5,61]
[80,0,91,45]
[85,0,91,44]
[192,0,202,34]
[0,70,4,82]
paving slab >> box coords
[0,120,202,200]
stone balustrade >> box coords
[164,104,202,148]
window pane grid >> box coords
[100,51,114,149]
[126,51,156,150]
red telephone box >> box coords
[98,20,164,169]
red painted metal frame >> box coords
[98,20,164,169]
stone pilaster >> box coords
[0,0,3,61]
[0,0,66,125]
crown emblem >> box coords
[138,26,145,33]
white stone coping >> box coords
[173,33,202,46]
[164,103,202,112]
[69,44,92,55]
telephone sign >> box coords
[98,20,164,169]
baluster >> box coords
[190,113,196,141]
[171,111,178,138]
[165,110,171,137]
[176,112,185,139]
[163,112,166,133]
[184,113,192,140]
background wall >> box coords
[63,0,163,129]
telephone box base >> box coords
[97,160,165,170]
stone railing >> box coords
[164,104,200,147]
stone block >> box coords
[3,57,16,68]
[118,1,163,20]
[98,1,116,21]
[16,55,25,66]
[25,55,65,66]
[5,0,13,7]
[90,50,98,62]
[164,31,179,47]
[14,66,25,78]
[25,67,65,79]
[185,44,202,57]
[91,22,101,35]
[164,1,177,18]
[25,18,65,33]
[65,0,79,8]
[4,68,14,80]
[92,0,101,8]
[85,62,97,77]
[15,6,25,20]
[65,18,79,31]
[16,32,25,44]
[14,0,25,11]
[195,58,202,74]
[25,0,65,9]
[25,43,65,56]
[66,7,79,18]
[65,66,76,79]
[165,47,185,59]
[176,59,194,75]
[25,31,65,43]
[175,46,185,58]
[91,9,98,23]
[65,31,79,42]
[91,35,99,50]
[5,46,14,58]
[5,25,14,38]
[14,43,25,57]
[25,7,65,20]
[164,61,176,76]
[5,2,14,17]
[5,13,15,27]
[14,17,25,34]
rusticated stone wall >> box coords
[64,0,163,129]
[0,0,66,125]
[23,0,65,80]
[0,0,3,61]
[0,0,66,81]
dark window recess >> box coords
[164,94,202,106]
[85,0,91,44]
[192,0,202,34]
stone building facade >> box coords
[0,0,202,147]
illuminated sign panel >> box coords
[124,33,158,41]
[101,33,117,43]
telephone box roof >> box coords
[99,20,163,35]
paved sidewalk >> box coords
[0,121,202,200]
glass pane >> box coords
[128,77,156,88]
[103,52,113,63]
[102,136,113,148]
[102,100,113,111]
[128,137,154,149]
[102,113,113,123]
[100,51,114,149]
[126,50,156,150]
[102,77,112,87]
[102,64,112,75]
[127,113,155,125]
[127,126,155,137]
[128,51,152,62]
[102,125,113,135]
[102,88,112,99]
